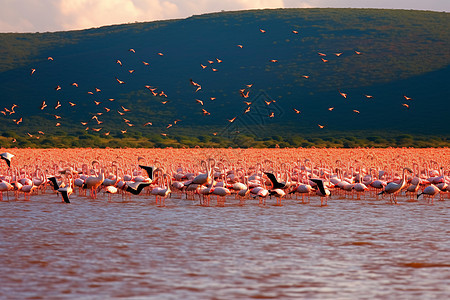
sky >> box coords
[1,0,448,33]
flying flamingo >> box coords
[0,152,14,168]
[339,91,347,98]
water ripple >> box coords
[0,195,449,299]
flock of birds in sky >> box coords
[1,23,417,141]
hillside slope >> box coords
[0,8,449,147]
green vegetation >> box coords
[0,8,449,148]
[1,131,449,149]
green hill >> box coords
[0,8,449,148]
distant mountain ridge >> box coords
[0,8,448,147]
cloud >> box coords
[57,0,284,30]
[0,0,284,32]
[57,0,179,30]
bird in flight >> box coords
[54,101,61,109]
[402,103,410,109]
[318,124,324,128]
[116,77,125,84]
[240,90,250,98]
[40,101,47,110]
[339,91,347,98]
[403,95,412,100]
[196,99,204,106]
[293,108,301,114]
[228,117,237,123]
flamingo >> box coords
[58,173,74,203]
[310,178,330,206]
[269,188,286,206]
[264,172,287,190]
[379,167,413,204]
[417,185,440,203]
[123,181,151,195]
[0,180,13,201]
[82,162,105,199]
[1,152,14,168]
[290,183,313,203]
[339,91,347,98]
[212,185,231,206]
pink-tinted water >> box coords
[1,194,449,299]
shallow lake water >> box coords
[1,192,449,299]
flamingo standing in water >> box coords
[379,167,413,204]
[83,163,105,199]
[58,172,74,203]
[310,178,330,206]
[212,185,231,206]
[0,180,14,200]
[417,184,440,204]
[156,174,172,207]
